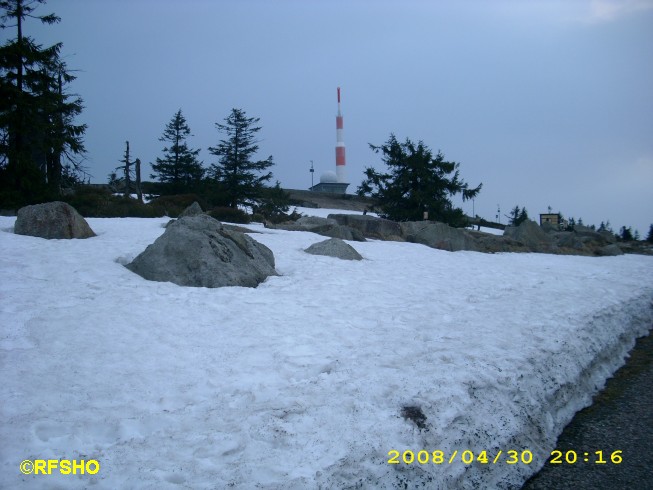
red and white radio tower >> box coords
[335,87,346,183]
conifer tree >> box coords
[115,141,134,197]
[508,205,529,226]
[619,226,634,242]
[358,134,481,225]
[150,109,203,190]
[208,108,273,209]
[0,0,86,202]
[647,224,653,243]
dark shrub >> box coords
[64,186,163,218]
[208,207,251,224]
[148,194,205,218]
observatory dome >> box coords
[320,171,338,183]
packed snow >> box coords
[1,213,652,489]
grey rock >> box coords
[126,214,276,288]
[403,221,479,252]
[311,224,366,242]
[327,214,402,240]
[295,216,338,228]
[503,219,557,252]
[267,218,366,242]
[468,232,531,253]
[14,201,95,239]
[554,231,586,250]
[572,225,613,246]
[597,244,624,256]
[178,201,203,218]
[540,221,559,233]
[598,230,617,244]
[573,224,595,235]
[304,238,363,261]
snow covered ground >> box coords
[1,213,652,489]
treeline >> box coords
[508,205,652,243]
[105,107,292,222]
[0,0,292,222]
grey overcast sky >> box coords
[9,0,653,234]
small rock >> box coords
[304,238,363,261]
[178,201,203,218]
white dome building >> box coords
[310,169,349,194]
[320,171,338,184]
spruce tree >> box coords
[150,109,203,190]
[0,0,86,202]
[508,205,529,226]
[619,226,634,242]
[647,224,653,243]
[254,180,291,221]
[208,108,273,209]
[116,141,134,197]
[358,134,482,225]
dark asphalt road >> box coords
[521,329,653,490]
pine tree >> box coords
[566,217,576,231]
[150,109,203,190]
[647,224,653,243]
[0,0,86,202]
[254,180,291,221]
[508,205,529,226]
[508,206,520,225]
[619,226,634,242]
[208,108,273,209]
[358,134,482,225]
[115,141,135,197]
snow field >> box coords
[1,215,652,489]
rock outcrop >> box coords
[126,214,276,288]
[304,238,363,261]
[327,214,403,241]
[14,201,95,239]
[266,216,366,242]
[597,244,624,256]
[401,221,479,252]
[269,210,647,257]
[503,220,557,253]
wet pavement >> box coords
[522,329,653,490]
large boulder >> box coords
[469,232,532,253]
[553,231,586,250]
[295,216,338,228]
[126,214,276,288]
[402,221,479,252]
[572,225,614,246]
[14,201,95,239]
[327,214,403,241]
[503,219,556,253]
[597,244,624,256]
[304,238,363,261]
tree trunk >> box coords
[135,158,143,202]
[124,141,131,197]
